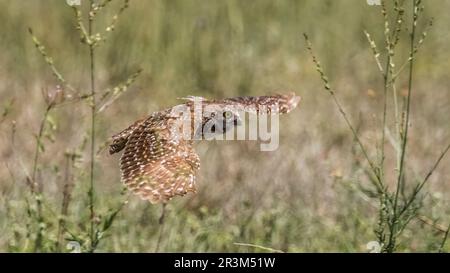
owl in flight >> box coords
[110,93,300,204]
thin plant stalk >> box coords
[387,0,419,252]
[32,103,52,252]
[155,204,167,252]
[32,104,52,185]
[379,0,391,183]
[56,152,75,251]
[88,0,97,252]
[398,143,450,217]
[439,224,450,253]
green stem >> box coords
[388,0,419,252]
[395,0,418,217]
[32,105,51,184]
[380,52,391,184]
[88,0,97,252]
[155,204,167,252]
[32,104,52,252]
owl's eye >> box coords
[223,111,233,119]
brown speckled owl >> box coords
[110,93,300,204]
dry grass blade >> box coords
[234,243,284,253]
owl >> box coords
[110,93,300,204]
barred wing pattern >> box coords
[118,112,200,204]
[219,93,300,114]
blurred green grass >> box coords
[0,0,449,252]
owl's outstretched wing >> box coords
[119,113,200,204]
[109,118,146,155]
[219,93,301,114]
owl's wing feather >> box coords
[120,113,200,204]
[220,92,300,114]
[110,118,146,155]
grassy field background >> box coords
[0,0,449,252]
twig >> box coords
[87,0,97,252]
[31,103,52,252]
[56,152,75,251]
[97,68,142,113]
[399,142,450,217]
[439,223,450,253]
[417,215,448,233]
[155,203,167,252]
[28,28,77,93]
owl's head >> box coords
[215,109,242,133]
[198,107,242,139]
